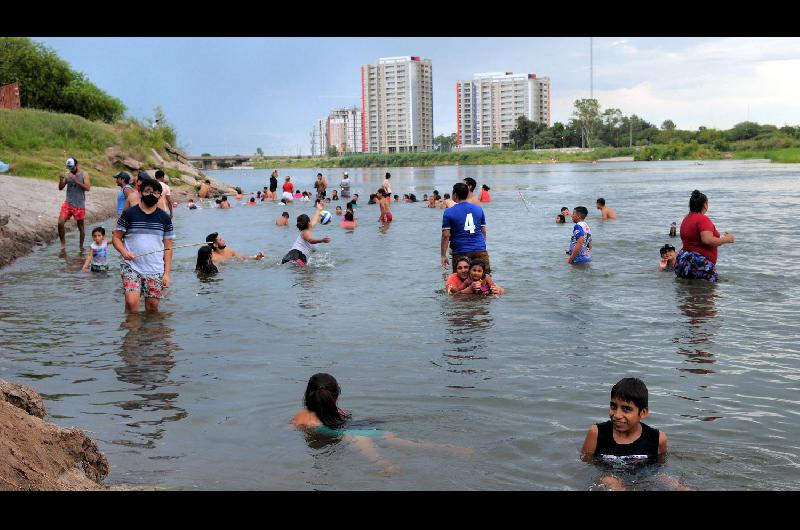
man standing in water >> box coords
[57,157,91,251]
[205,232,264,263]
[314,173,328,201]
[566,206,592,265]
[377,189,393,223]
[441,182,491,274]
[596,198,618,220]
[340,171,351,199]
[113,179,174,313]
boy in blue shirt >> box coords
[566,206,592,265]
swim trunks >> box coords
[281,248,307,266]
[59,201,86,221]
[674,249,718,283]
[120,262,164,299]
[379,212,393,223]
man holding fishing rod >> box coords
[113,179,174,313]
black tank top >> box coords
[594,421,660,464]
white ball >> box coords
[319,210,332,225]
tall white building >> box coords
[361,56,433,153]
[457,72,550,149]
[313,118,328,156]
[314,107,362,155]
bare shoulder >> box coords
[292,409,318,427]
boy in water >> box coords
[81,226,109,272]
[580,377,690,491]
[377,189,393,223]
[276,212,290,226]
[555,207,570,224]
[596,198,618,220]
[658,244,677,272]
[566,206,592,265]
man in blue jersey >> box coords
[566,206,592,265]
[113,179,175,312]
[441,182,491,274]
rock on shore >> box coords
[0,379,108,491]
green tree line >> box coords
[0,37,125,123]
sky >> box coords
[35,37,800,156]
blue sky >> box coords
[36,37,800,155]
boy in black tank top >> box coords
[580,378,691,490]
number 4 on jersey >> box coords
[464,213,476,234]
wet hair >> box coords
[463,177,477,192]
[455,256,471,269]
[368,194,377,204]
[344,211,354,221]
[573,206,589,219]
[317,172,323,177]
[205,232,219,246]
[469,259,486,278]
[610,377,649,411]
[215,198,222,204]
[139,178,162,194]
[345,201,353,210]
[222,196,228,201]
[561,207,569,213]
[385,172,391,179]
[444,193,451,199]
[303,373,346,429]
[557,214,566,223]
[452,182,469,201]
[205,179,211,184]
[660,244,676,256]
[482,184,490,191]
[281,212,290,218]
[249,197,255,203]
[409,194,417,202]
[596,198,606,206]
[195,246,218,274]
[91,226,105,236]
[296,214,311,231]
[393,194,398,200]
[155,169,165,179]
[689,190,708,213]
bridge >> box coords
[186,155,254,170]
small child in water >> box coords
[454,259,504,296]
[669,222,677,238]
[281,202,331,266]
[292,373,473,475]
[82,226,109,272]
[580,377,690,491]
[658,244,677,272]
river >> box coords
[1,160,798,490]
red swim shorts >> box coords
[59,201,86,221]
[379,212,393,223]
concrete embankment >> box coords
[0,379,109,491]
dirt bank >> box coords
[0,379,108,491]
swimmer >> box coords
[195,245,218,275]
[658,244,677,272]
[442,193,455,209]
[220,196,231,209]
[403,194,410,202]
[281,202,331,266]
[669,221,677,238]
[452,258,503,296]
[351,194,359,208]
[276,212,290,226]
[247,197,256,206]
[463,177,480,205]
[205,232,264,263]
[555,207,570,224]
[377,189,393,223]
[580,377,691,491]
[292,373,473,476]
[340,211,357,229]
[331,189,339,201]
[81,226,109,272]
[393,194,399,203]
[335,205,343,217]
[187,199,198,210]
[596,198,618,220]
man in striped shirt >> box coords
[112,179,174,312]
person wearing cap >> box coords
[155,170,173,217]
[115,171,133,216]
[658,244,677,272]
[58,157,92,250]
[112,179,174,313]
[340,171,351,199]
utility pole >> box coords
[590,37,594,100]
[629,119,632,148]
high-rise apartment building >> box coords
[457,72,550,149]
[314,107,362,155]
[361,56,433,153]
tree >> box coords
[572,99,601,148]
[326,145,339,157]
[256,147,264,157]
[661,119,676,131]
[201,152,211,157]
[601,108,623,146]
[433,133,457,152]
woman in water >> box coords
[292,373,472,475]
[675,190,735,282]
[479,184,491,203]
[452,258,504,296]
[195,245,218,275]
[281,202,331,266]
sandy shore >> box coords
[0,175,198,269]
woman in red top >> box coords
[675,190,735,282]
[479,184,491,203]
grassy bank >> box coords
[733,148,800,163]
[0,108,187,186]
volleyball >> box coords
[319,210,332,224]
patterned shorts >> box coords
[674,249,718,283]
[59,201,86,221]
[120,262,164,299]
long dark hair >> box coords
[195,246,218,274]
[689,189,708,213]
[304,373,346,429]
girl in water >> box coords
[195,245,218,275]
[281,202,331,266]
[453,259,504,296]
[479,184,491,203]
[292,373,472,475]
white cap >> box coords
[66,158,76,169]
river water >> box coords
[1,160,799,490]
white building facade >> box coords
[314,107,363,155]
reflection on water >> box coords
[110,312,187,449]
[439,299,494,383]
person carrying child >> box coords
[81,226,109,272]
[281,202,331,266]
